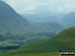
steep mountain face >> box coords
[0,1,35,33]
[5,27,75,55]
[62,12,75,28]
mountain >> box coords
[34,22,64,33]
[0,1,46,47]
[0,1,36,34]
[22,13,59,23]
[3,27,75,56]
[62,12,75,28]
[0,1,58,47]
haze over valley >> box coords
[0,0,75,56]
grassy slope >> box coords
[10,52,58,56]
[1,52,75,56]
[2,27,75,56]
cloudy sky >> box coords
[4,0,75,14]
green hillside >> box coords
[3,27,75,56]
[10,52,59,56]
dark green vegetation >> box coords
[2,27,75,56]
[0,52,59,56]
[0,32,55,46]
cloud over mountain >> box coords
[4,0,75,14]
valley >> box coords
[0,0,75,56]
